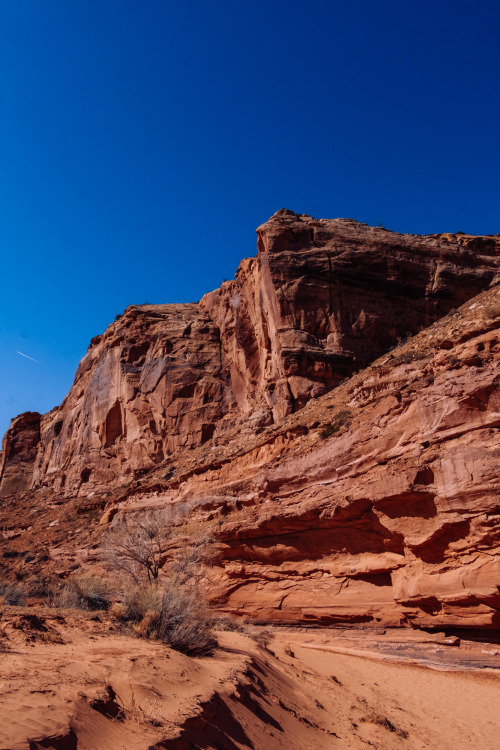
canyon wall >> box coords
[1,210,498,499]
[1,210,499,630]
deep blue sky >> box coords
[1,0,499,440]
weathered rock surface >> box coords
[1,210,498,498]
[1,211,499,630]
[0,411,41,498]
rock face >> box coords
[202,292,500,629]
[1,210,499,631]
[1,210,498,499]
[0,412,41,498]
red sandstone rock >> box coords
[1,211,499,630]
[0,412,40,497]
[1,211,497,499]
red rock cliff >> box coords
[1,211,499,631]
[2,210,497,499]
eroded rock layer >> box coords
[2,210,498,498]
[1,211,499,629]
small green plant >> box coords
[319,409,351,439]
[319,423,341,439]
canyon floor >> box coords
[1,606,499,750]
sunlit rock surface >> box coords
[1,211,499,629]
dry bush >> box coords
[360,713,409,739]
[108,602,128,621]
[123,583,160,621]
[155,578,216,656]
[118,578,216,656]
[212,614,247,632]
[103,506,217,656]
[169,529,215,584]
[251,626,273,651]
[70,575,110,609]
[319,422,341,439]
[103,505,215,586]
[392,348,427,365]
[24,575,51,598]
[0,580,25,606]
[49,575,110,610]
[103,509,175,584]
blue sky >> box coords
[1,0,499,439]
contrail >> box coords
[16,351,42,365]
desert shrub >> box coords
[120,578,216,656]
[392,349,427,365]
[70,575,110,610]
[0,580,25,605]
[49,575,110,610]
[360,713,409,739]
[251,626,273,651]
[155,578,216,656]
[48,582,81,609]
[123,583,160,621]
[103,506,217,655]
[108,602,128,621]
[319,423,341,439]
[24,575,51,598]
[103,509,173,584]
[103,507,214,587]
[213,614,246,632]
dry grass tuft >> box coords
[360,713,409,738]
[0,580,26,606]
[49,575,110,610]
[118,579,216,657]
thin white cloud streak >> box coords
[16,351,42,365]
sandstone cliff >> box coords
[2,210,498,498]
[1,210,499,630]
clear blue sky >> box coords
[1,0,499,440]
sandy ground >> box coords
[0,609,499,749]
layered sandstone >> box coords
[0,412,41,497]
[1,211,499,630]
[1,210,498,499]
[94,284,497,630]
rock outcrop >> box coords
[0,412,41,498]
[1,210,498,499]
[1,210,499,630]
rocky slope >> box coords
[1,210,499,630]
